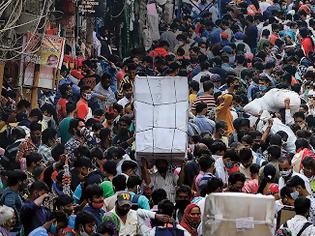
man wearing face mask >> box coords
[29,212,68,236]
[142,159,180,203]
[65,119,93,161]
[77,86,93,120]
[278,197,315,236]
[111,192,169,235]
[286,176,315,224]
[38,128,57,164]
[278,156,312,195]
[16,123,42,170]
[93,73,116,110]
[127,175,150,210]
[75,211,97,236]
[117,83,133,108]
[54,195,77,235]
[215,149,240,185]
[20,181,51,235]
[41,103,57,131]
[174,185,192,223]
[83,184,105,226]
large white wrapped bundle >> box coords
[203,193,275,236]
[244,88,301,116]
[134,76,188,161]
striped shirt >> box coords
[192,94,216,111]
[118,77,134,98]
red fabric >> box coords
[148,47,168,57]
[269,33,280,45]
[51,170,58,182]
[57,98,69,121]
[297,148,315,171]
[76,98,89,120]
[299,5,312,14]
[301,37,314,56]
[291,76,299,86]
[116,70,126,82]
[221,32,229,39]
[180,203,200,236]
[242,179,258,194]
[71,70,84,80]
[195,22,202,35]
[269,183,279,194]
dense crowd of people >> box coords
[2,0,315,235]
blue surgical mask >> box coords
[226,161,234,169]
[290,191,299,200]
[259,85,268,91]
[50,223,57,234]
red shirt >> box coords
[57,98,68,121]
[76,98,89,120]
[301,37,314,56]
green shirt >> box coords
[58,117,73,144]
[100,181,115,198]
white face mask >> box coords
[83,93,92,101]
[43,115,52,122]
[280,169,292,178]
[290,191,299,200]
[200,48,208,55]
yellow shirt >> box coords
[189,94,197,105]
[216,94,235,135]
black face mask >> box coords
[252,143,260,151]
[116,207,130,216]
[175,199,190,211]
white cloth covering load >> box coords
[134,76,189,162]
[202,193,275,236]
[244,88,301,116]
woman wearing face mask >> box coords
[180,204,201,236]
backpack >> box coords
[155,222,185,236]
[276,221,312,236]
[131,194,140,210]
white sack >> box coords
[244,88,301,116]
[203,193,274,236]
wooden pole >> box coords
[0,63,5,96]
[31,64,40,108]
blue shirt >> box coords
[83,205,105,226]
[129,192,150,210]
[247,82,259,101]
[20,201,51,235]
[192,115,215,134]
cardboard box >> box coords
[203,193,275,236]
